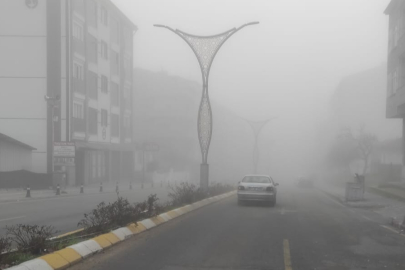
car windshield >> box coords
[242,176,271,183]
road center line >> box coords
[0,216,26,222]
[381,225,405,238]
[283,239,292,270]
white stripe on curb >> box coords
[81,239,102,254]
[174,208,185,215]
[112,227,133,240]
[68,242,94,258]
[140,219,156,229]
[21,259,53,270]
[159,213,172,221]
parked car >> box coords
[237,175,278,206]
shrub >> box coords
[168,182,204,206]
[77,201,112,233]
[6,224,57,254]
[0,236,11,263]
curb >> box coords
[367,186,405,203]
[5,191,236,270]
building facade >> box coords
[0,0,136,186]
[385,0,405,180]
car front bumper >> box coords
[237,192,275,202]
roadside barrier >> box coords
[26,186,31,198]
[80,185,84,194]
[99,182,103,192]
[56,184,60,196]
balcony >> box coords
[73,118,86,133]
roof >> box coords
[0,133,36,150]
[385,0,401,15]
[103,0,137,31]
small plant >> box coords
[77,201,113,233]
[6,224,57,254]
[0,236,11,264]
[169,182,204,206]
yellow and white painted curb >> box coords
[6,191,236,270]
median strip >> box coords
[4,191,236,270]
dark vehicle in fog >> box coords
[237,175,278,206]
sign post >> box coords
[53,142,75,187]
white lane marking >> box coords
[361,215,372,221]
[0,216,26,222]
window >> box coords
[101,75,108,93]
[123,115,130,128]
[111,17,119,44]
[393,69,399,94]
[100,41,108,60]
[111,82,119,106]
[88,108,98,134]
[73,62,84,80]
[73,103,84,119]
[388,73,393,96]
[111,50,119,74]
[72,21,83,41]
[87,71,98,99]
[101,109,108,126]
[101,6,108,26]
[111,114,119,137]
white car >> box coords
[237,175,278,206]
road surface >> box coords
[0,184,169,236]
[70,184,405,270]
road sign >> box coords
[53,157,75,166]
[54,142,75,157]
[142,142,159,152]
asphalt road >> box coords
[70,185,405,270]
[0,185,169,236]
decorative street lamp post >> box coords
[154,22,259,192]
[243,118,276,174]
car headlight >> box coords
[238,186,245,190]
[266,186,274,192]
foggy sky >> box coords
[113,0,392,177]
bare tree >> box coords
[355,126,377,175]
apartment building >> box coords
[0,0,136,185]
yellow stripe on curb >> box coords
[40,253,70,270]
[55,248,82,264]
[92,235,112,248]
[167,210,179,219]
[151,216,165,225]
[103,232,121,244]
[127,222,147,234]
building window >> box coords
[73,103,84,119]
[101,109,108,126]
[123,115,130,128]
[101,6,108,26]
[101,75,108,93]
[111,82,119,106]
[72,21,83,41]
[73,62,84,80]
[100,41,108,60]
[111,114,119,137]
[87,71,98,99]
[111,17,119,44]
[88,108,98,134]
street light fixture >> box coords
[154,22,259,192]
[242,117,276,174]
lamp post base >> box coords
[200,163,209,193]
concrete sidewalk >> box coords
[317,182,405,223]
[0,181,163,202]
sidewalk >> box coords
[317,182,405,223]
[0,181,160,202]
